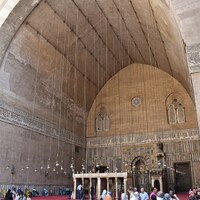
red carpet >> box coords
[32,197,67,200]
[32,193,188,200]
[177,193,188,200]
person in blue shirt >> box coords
[139,188,148,200]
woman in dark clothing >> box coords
[5,189,13,200]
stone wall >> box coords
[164,0,200,187]
[87,64,198,137]
[0,11,89,186]
[171,0,200,135]
[0,0,199,191]
[86,63,199,189]
[1,23,88,132]
[86,129,200,188]
[0,100,85,187]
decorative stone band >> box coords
[187,43,200,73]
[0,101,85,146]
[86,128,199,148]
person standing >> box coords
[189,193,197,200]
[90,186,94,200]
[139,188,148,200]
[77,184,82,199]
[169,190,179,200]
[101,189,107,200]
[105,191,112,200]
[150,187,157,200]
[157,191,164,200]
[189,188,197,199]
[163,193,171,200]
[121,190,127,200]
[5,189,13,200]
[81,187,85,200]
[129,187,139,200]
[196,189,200,200]
[27,195,31,200]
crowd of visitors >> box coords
[1,188,31,200]
[1,186,72,200]
[189,188,200,200]
[74,184,200,200]
[126,187,180,200]
[125,186,200,200]
[3,185,200,200]
[97,187,180,200]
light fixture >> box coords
[11,165,15,174]
[70,163,74,169]
[106,166,109,172]
[96,163,99,168]
[56,161,59,167]
[82,163,85,172]
[45,171,49,177]
[70,162,74,173]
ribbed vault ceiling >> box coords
[2,0,192,111]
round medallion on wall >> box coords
[131,97,142,107]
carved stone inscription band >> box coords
[0,101,84,146]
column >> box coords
[159,177,163,192]
[115,177,118,200]
[106,177,109,192]
[123,178,127,194]
[81,177,84,200]
[151,177,154,188]
[82,177,84,189]
[73,178,77,199]
[97,177,101,200]
[89,178,92,200]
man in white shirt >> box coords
[121,190,127,200]
[129,187,139,200]
[77,184,82,199]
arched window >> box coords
[168,104,176,124]
[177,103,186,123]
[95,114,103,132]
[103,113,109,131]
[166,97,186,124]
[95,106,109,132]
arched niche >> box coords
[95,104,110,133]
